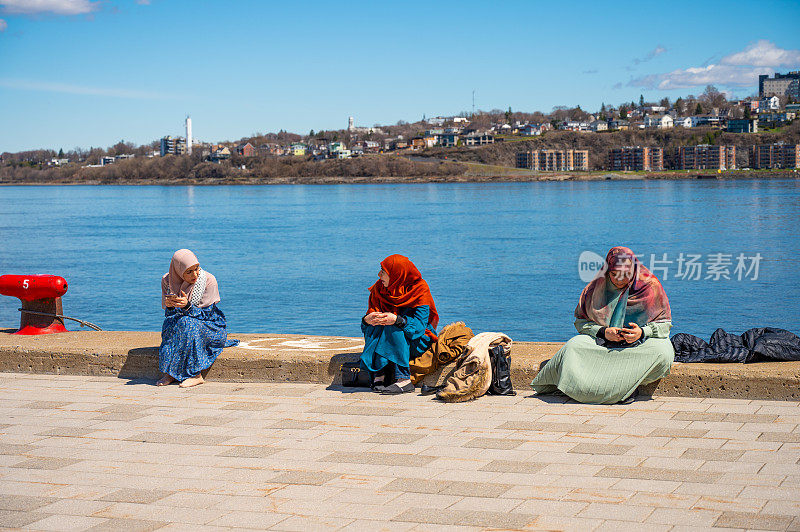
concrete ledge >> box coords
[1,330,799,400]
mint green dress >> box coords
[530,319,674,404]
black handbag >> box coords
[487,344,516,395]
[340,361,371,388]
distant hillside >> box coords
[416,122,800,169]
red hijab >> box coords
[368,254,439,330]
[576,246,671,327]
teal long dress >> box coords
[530,319,674,404]
[360,305,434,379]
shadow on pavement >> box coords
[325,383,373,394]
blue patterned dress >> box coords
[159,303,238,381]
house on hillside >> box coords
[439,133,459,147]
[209,146,231,162]
[328,142,347,156]
[494,124,513,135]
[236,142,256,157]
[520,124,543,136]
[740,99,760,112]
[759,96,780,112]
[589,120,608,132]
[644,115,673,129]
[259,143,285,156]
[362,140,380,152]
[690,115,724,128]
[726,118,759,133]
[559,121,590,131]
[463,133,494,146]
[673,117,693,128]
[759,112,794,128]
[422,135,437,148]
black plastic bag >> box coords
[487,344,516,395]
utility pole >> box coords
[472,90,475,117]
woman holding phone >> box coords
[360,254,439,394]
[530,246,674,404]
[157,249,238,388]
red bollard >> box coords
[0,275,69,335]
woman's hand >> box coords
[374,312,397,326]
[620,322,643,344]
[364,312,397,326]
[604,327,624,342]
[165,291,188,308]
[364,312,381,325]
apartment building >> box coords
[759,71,800,100]
[516,149,589,171]
[608,146,664,171]
[160,136,187,156]
[748,143,800,169]
[676,145,736,170]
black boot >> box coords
[420,383,446,396]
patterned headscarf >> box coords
[575,246,671,327]
[368,254,439,329]
[161,249,221,309]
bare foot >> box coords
[179,375,204,388]
[156,375,175,386]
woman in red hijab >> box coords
[360,255,439,394]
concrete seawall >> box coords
[1,330,798,400]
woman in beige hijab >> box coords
[158,249,238,387]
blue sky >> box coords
[1,0,799,153]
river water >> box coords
[1,180,798,341]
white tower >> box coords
[348,116,354,131]
[185,115,193,155]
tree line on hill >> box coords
[0,153,466,183]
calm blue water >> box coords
[1,180,798,341]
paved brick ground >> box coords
[0,372,798,531]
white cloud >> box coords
[632,45,666,65]
[0,0,100,15]
[630,65,773,90]
[0,18,7,31]
[721,39,800,67]
[627,40,800,90]
[0,78,172,99]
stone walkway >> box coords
[0,373,798,531]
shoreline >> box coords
[1,169,798,186]
[1,330,799,400]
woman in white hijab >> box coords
[157,249,238,387]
